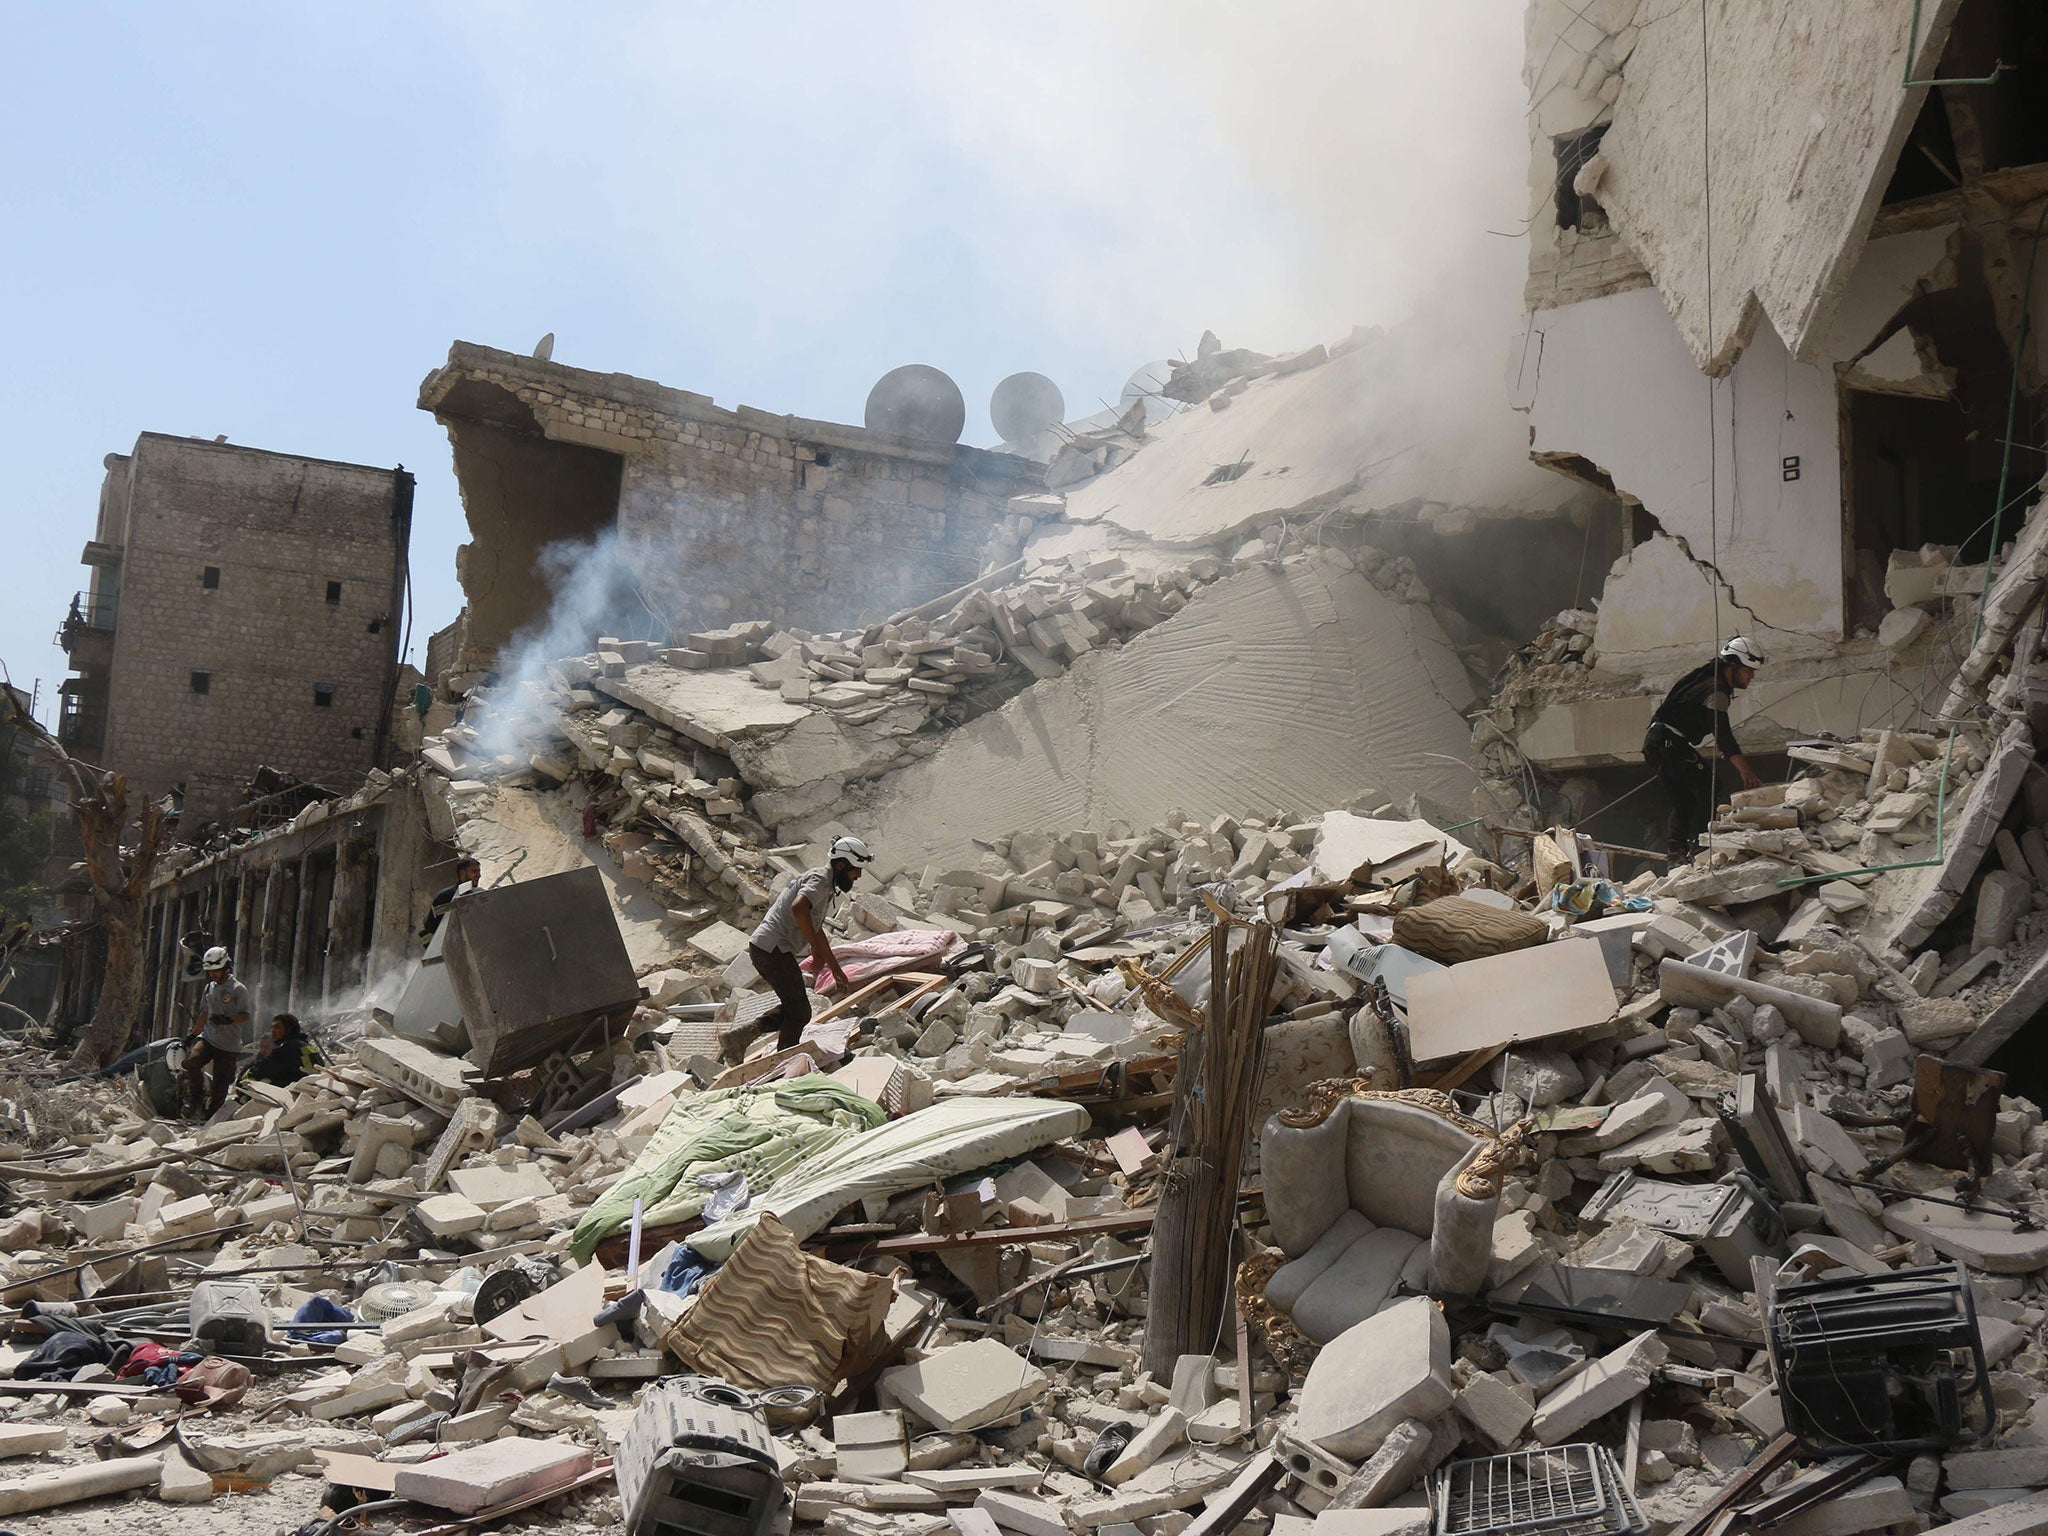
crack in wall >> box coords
[1654,526,1800,639]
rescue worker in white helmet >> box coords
[746,836,875,1051]
[186,946,253,1116]
[1642,637,1766,859]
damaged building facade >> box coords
[416,343,1045,680]
[54,434,415,827]
[1496,0,2048,843]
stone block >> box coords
[1976,872,2031,955]
[416,1193,488,1238]
[1104,1409,1187,1485]
[159,1452,217,1504]
[1294,1297,1452,1460]
[836,1410,909,1482]
[1946,1449,2048,1492]
[1770,1477,1915,1536]
[1531,1331,1666,1444]
[391,1435,594,1514]
[1453,1370,1533,1449]
[880,1340,1049,1433]
[976,1491,1070,1536]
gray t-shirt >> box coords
[198,977,254,1053]
[750,868,838,956]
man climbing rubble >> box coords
[1643,635,1765,859]
[746,835,874,1050]
[184,946,252,1116]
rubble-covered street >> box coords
[10,4,2048,1536]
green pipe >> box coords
[1903,0,2007,87]
[1775,199,2048,889]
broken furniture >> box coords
[1434,1444,1647,1536]
[442,865,644,1075]
[617,1375,791,1536]
[1260,1084,1513,1342]
[1766,1262,1994,1455]
[1579,1170,1783,1291]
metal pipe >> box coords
[1903,0,2008,88]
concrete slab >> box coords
[391,1436,594,1514]
[1531,1331,1667,1444]
[879,1339,1050,1434]
[598,663,811,740]
[851,564,1477,877]
[1293,1296,1453,1460]
[1882,1199,2048,1273]
[1405,939,1616,1063]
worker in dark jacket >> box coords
[244,1014,320,1087]
[1642,637,1765,858]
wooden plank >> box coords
[846,1188,1263,1258]
[1418,1043,1505,1093]
[812,970,945,1026]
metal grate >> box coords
[1437,1446,1646,1536]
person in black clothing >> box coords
[245,1013,319,1087]
[1643,636,1766,859]
[419,857,481,944]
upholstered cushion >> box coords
[1261,1103,1355,1257]
[1341,1099,1482,1237]
[1293,1226,1426,1343]
[1266,1209,1376,1313]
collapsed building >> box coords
[1494,0,2048,851]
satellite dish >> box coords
[990,372,1065,446]
[1120,360,1176,425]
[533,332,555,362]
[865,365,966,444]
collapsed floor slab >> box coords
[841,558,1479,876]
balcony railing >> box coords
[55,592,117,659]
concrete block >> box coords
[1770,1477,1915,1536]
[391,1436,594,1513]
[1167,1355,1216,1418]
[1325,1418,1436,1510]
[158,1452,217,1504]
[416,1193,487,1238]
[880,1339,1050,1433]
[836,1410,909,1483]
[1294,1297,1452,1460]
[1531,1331,1667,1444]
[1976,872,2031,955]
[356,1034,471,1113]
[1453,1370,1534,1449]
[1104,1409,1187,1485]
[448,1163,555,1211]
[151,1193,216,1239]
[1947,1449,2048,1492]
[976,1490,1070,1536]
[0,1424,66,1457]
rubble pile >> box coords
[12,528,2048,1536]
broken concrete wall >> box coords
[1509,286,1847,659]
[1578,0,1962,371]
[419,344,1043,673]
[842,556,1478,877]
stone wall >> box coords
[418,343,1044,668]
[97,435,410,823]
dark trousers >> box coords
[1653,738,1713,859]
[184,1038,241,1115]
[749,944,813,1051]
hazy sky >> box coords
[0,3,1533,722]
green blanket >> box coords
[568,1075,884,1261]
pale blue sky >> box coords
[0,3,1530,722]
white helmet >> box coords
[829,835,875,868]
[1720,636,1767,668]
[202,946,231,970]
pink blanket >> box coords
[801,929,959,995]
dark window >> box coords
[202,566,220,589]
[815,451,833,467]
[190,670,211,695]
[313,684,335,708]
[1555,125,1610,231]
[325,581,342,604]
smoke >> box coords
[446,5,1541,452]
[474,527,657,759]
